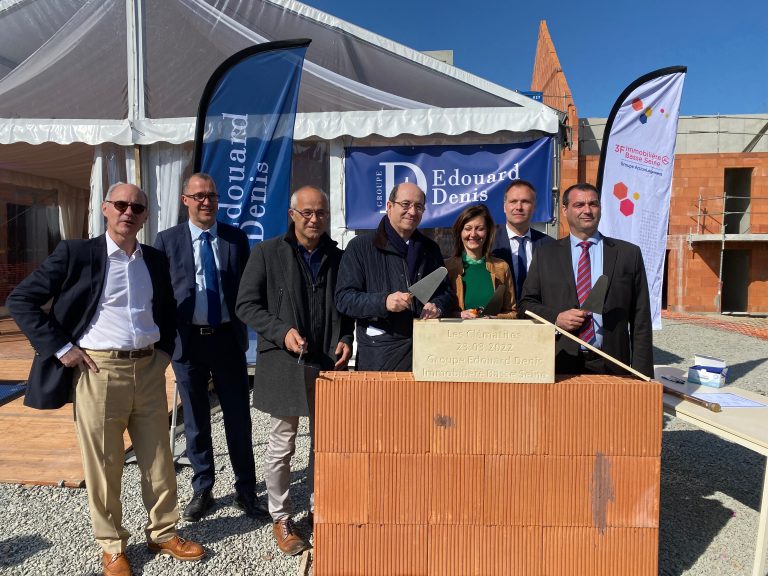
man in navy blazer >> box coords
[491,179,554,301]
[154,173,261,522]
[8,182,203,575]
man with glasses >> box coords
[154,173,261,523]
[8,182,203,576]
[237,185,353,555]
[335,182,455,371]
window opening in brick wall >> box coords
[724,168,752,234]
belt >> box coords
[106,347,154,360]
[191,323,230,336]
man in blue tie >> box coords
[154,173,262,522]
[491,179,553,301]
[518,183,653,377]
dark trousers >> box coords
[172,323,256,495]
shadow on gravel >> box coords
[653,346,684,367]
[659,421,764,575]
[0,534,51,568]
[727,357,768,386]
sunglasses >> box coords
[105,200,147,214]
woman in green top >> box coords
[444,204,516,319]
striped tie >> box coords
[576,241,595,344]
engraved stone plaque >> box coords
[412,319,555,383]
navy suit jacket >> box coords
[490,224,554,298]
[7,235,176,409]
[518,236,654,377]
[154,221,250,361]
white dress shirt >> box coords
[188,221,230,326]
[506,225,533,279]
[78,233,160,351]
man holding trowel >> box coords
[518,183,653,377]
[335,182,456,371]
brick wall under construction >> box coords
[314,372,662,576]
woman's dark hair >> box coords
[451,204,496,258]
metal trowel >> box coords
[581,274,608,314]
[409,266,448,306]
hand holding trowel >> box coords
[462,284,506,318]
[386,266,448,319]
[580,274,608,314]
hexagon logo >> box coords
[613,182,628,200]
[620,198,635,216]
[631,98,644,111]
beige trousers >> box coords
[74,349,179,553]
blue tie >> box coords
[514,236,527,299]
[200,231,221,327]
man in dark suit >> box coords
[519,183,653,377]
[237,185,354,556]
[8,183,203,576]
[154,173,261,522]
[491,179,554,301]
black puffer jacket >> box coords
[335,217,455,371]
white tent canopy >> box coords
[0,0,560,145]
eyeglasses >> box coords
[391,200,426,213]
[183,192,219,203]
[104,200,146,214]
[291,208,329,220]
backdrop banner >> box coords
[596,66,687,329]
[345,138,553,229]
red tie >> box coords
[576,241,595,344]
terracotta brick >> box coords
[484,455,544,525]
[428,454,484,525]
[314,452,368,524]
[542,456,660,529]
[545,376,663,457]
[369,453,429,524]
[481,383,547,455]
[543,527,658,576]
[315,524,428,576]
[428,525,543,576]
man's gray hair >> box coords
[105,181,147,204]
[290,186,329,209]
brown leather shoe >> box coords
[147,535,204,561]
[273,517,308,556]
[102,552,132,576]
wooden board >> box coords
[0,358,178,487]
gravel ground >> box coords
[1,316,767,575]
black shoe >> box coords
[182,490,214,522]
[233,491,269,519]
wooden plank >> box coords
[0,358,179,487]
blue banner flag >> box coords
[194,39,310,244]
[344,139,553,229]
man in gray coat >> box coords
[236,185,353,556]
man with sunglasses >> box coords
[335,182,455,371]
[237,185,353,555]
[8,182,203,576]
[154,173,261,523]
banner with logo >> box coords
[194,39,310,244]
[344,139,553,229]
[596,66,686,329]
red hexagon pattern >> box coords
[620,198,635,216]
[613,182,628,200]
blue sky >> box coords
[301,0,767,118]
